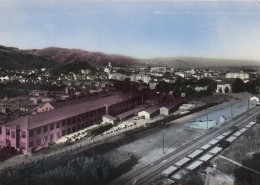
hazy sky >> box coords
[0,0,260,60]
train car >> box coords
[187,149,204,160]
[215,135,225,141]
[208,139,219,146]
[201,144,212,151]
[199,153,214,162]
[217,140,230,149]
[186,160,204,171]
[161,166,179,177]
[170,170,188,181]
[256,114,260,124]
[175,157,191,167]
[208,146,223,155]
[225,136,237,144]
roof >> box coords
[160,98,184,109]
[186,160,203,170]
[102,114,118,121]
[175,157,190,167]
[117,104,151,120]
[5,92,139,130]
[142,105,161,114]
[209,146,223,154]
[187,149,204,159]
[199,154,213,162]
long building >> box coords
[0,92,142,153]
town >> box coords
[0,59,260,185]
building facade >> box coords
[0,93,142,153]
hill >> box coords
[26,47,138,67]
[0,45,57,70]
[139,57,260,68]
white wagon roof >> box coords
[209,146,223,154]
[201,144,212,150]
[208,139,219,145]
[233,131,242,137]
[226,136,237,143]
[222,130,232,136]
[186,160,203,171]
[199,154,214,162]
[240,128,247,133]
[248,121,256,125]
[170,170,188,180]
[188,149,204,159]
[175,157,191,167]
[215,135,225,140]
[162,166,178,176]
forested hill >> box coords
[0,45,57,70]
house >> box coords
[29,90,49,97]
[138,105,161,119]
[160,98,184,115]
[149,80,158,90]
[249,96,259,103]
[216,83,232,93]
[226,72,249,80]
[194,86,208,92]
[102,115,118,124]
[37,102,55,113]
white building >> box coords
[226,72,249,80]
[216,84,232,93]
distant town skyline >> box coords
[0,0,260,60]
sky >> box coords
[0,0,260,60]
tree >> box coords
[232,78,245,93]
[224,86,229,93]
[219,87,223,93]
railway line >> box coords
[111,106,260,185]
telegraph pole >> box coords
[162,131,165,154]
[231,105,233,119]
[207,114,209,130]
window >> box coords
[67,128,71,134]
[56,122,60,128]
[11,131,15,138]
[62,130,65,136]
[29,130,34,137]
[0,127,2,135]
[37,128,41,135]
[50,123,54,130]
[44,125,48,133]
[45,136,48,142]
[62,120,65,126]
[29,141,34,148]
[56,132,61,139]
[67,119,71,125]
[37,138,41,146]
[50,134,54,142]
[20,142,26,150]
[21,131,26,138]
[7,130,10,135]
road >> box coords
[111,106,260,185]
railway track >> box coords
[111,107,260,185]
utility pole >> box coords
[18,99,21,118]
[231,105,233,119]
[162,131,165,154]
[248,99,250,110]
[207,114,209,130]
